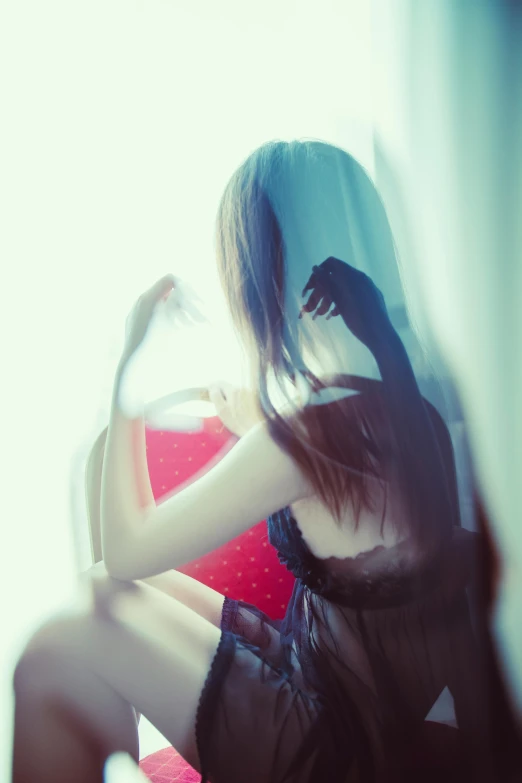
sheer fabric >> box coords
[195,380,490,783]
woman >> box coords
[12,140,486,782]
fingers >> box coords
[300,272,337,320]
[208,384,234,432]
[300,286,327,317]
[180,279,205,305]
[313,296,332,319]
[300,258,348,322]
[180,296,208,324]
[217,381,238,399]
[170,309,193,329]
[300,294,338,321]
[301,258,379,325]
[208,384,228,409]
[163,277,208,326]
[302,269,319,297]
[209,381,247,410]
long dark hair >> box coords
[215,139,457,534]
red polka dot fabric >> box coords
[139,745,200,782]
[144,417,295,618]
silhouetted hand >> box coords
[300,257,395,353]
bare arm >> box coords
[101,367,312,581]
[85,413,156,565]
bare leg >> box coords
[12,572,223,783]
[82,561,226,727]
[85,560,226,627]
[13,644,138,783]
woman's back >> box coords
[285,375,443,562]
[249,381,486,780]
[290,475,407,562]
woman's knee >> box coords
[13,613,79,698]
[79,561,140,619]
[12,583,123,697]
[12,611,141,758]
[83,559,225,628]
[81,560,131,591]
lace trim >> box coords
[271,509,455,609]
[271,509,330,592]
[220,594,239,632]
[195,630,236,783]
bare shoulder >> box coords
[211,420,314,511]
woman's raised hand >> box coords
[300,257,394,353]
[123,274,207,362]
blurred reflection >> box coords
[372,0,522,779]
